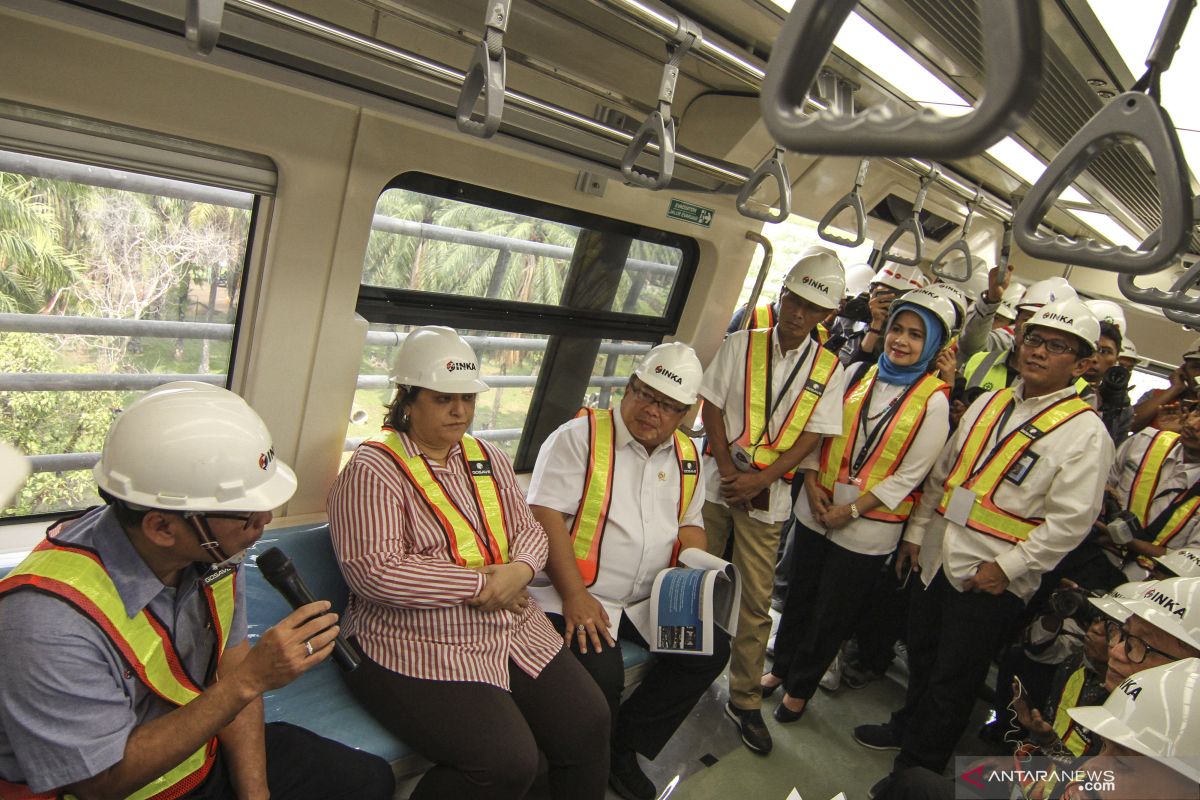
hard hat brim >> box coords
[1067,706,1200,783]
[1089,595,1133,620]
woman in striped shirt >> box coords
[328,326,609,800]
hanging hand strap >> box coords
[457,0,513,138]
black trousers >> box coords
[346,649,610,800]
[853,559,911,674]
[190,721,395,799]
[891,569,1024,774]
[548,611,730,760]
[769,523,887,700]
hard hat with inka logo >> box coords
[925,282,968,331]
[93,382,297,512]
[872,263,928,293]
[633,341,703,405]
[1155,548,1200,579]
[1116,577,1200,651]
[890,286,957,342]
[1025,297,1101,350]
[390,326,490,394]
[1090,580,1158,621]
[782,246,845,310]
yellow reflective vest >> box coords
[1050,665,1091,757]
[733,330,840,481]
[964,348,1088,396]
[817,367,948,523]
[938,388,1095,543]
[0,537,236,800]
[366,429,511,568]
[750,303,776,329]
[1128,430,1181,527]
[569,408,699,586]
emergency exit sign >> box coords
[667,199,714,228]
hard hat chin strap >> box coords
[184,513,236,566]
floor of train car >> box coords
[393,612,1007,800]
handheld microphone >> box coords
[257,546,362,672]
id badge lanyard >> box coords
[945,398,1018,526]
[750,336,812,454]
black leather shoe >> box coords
[772,699,806,724]
[760,677,782,698]
[853,722,901,751]
[725,702,773,755]
[609,749,656,800]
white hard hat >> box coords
[782,246,845,310]
[996,282,1027,321]
[1119,577,1200,651]
[1090,580,1158,621]
[633,341,703,405]
[1121,337,1140,362]
[1025,297,1101,350]
[1069,658,1200,782]
[890,286,957,343]
[390,326,490,394]
[1182,336,1200,362]
[873,263,928,293]
[0,442,30,508]
[1086,299,1127,333]
[93,382,297,512]
[1017,276,1077,311]
[1155,548,1200,578]
[961,257,990,302]
[844,263,876,298]
[926,283,968,331]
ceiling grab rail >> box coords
[1162,264,1200,327]
[620,18,701,189]
[877,167,938,268]
[736,147,792,223]
[1013,0,1195,273]
[1117,194,1200,313]
[817,158,870,247]
[186,0,226,54]
[758,0,1043,159]
[930,189,983,283]
[456,0,513,138]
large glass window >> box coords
[0,150,258,519]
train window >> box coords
[0,148,262,520]
[353,173,698,470]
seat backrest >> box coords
[243,523,351,639]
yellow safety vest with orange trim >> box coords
[569,408,699,587]
[734,330,840,481]
[937,389,1095,543]
[1050,665,1091,757]
[817,367,947,523]
[750,303,776,329]
[366,429,511,568]
[0,537,235,800]
[814,323,830,346]
[1128,430,1181,527]
[1145,489,1200,553]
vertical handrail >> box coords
[741,231,775,331]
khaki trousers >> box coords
[702,499,784,711]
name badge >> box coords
[944,485,978,527]
[203,565,236,586]
[469,460,492,477]
[1004,451,1039,485]
[680,459,699,476]
[833,482,860,506]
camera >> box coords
[1098,365,1131,409]
[842,292,872,324]
[1048,587,1099,624]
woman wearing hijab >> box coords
[760,287,955,722]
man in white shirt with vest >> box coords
[699,246,847,755]
[527,342,727,800]
[855,298,1114,791]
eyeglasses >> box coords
[184,511,259,531]
[1022,332,1078,356]
[1104,619,1182,664]
[625,382,690,415]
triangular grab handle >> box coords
[737,148,792,223]
[879,169,937,267]
[817,159,869,247]
[930,197,980,282]
[1118,195,1200,312]
[759,0,1043,158]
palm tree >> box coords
[0,173,82,313]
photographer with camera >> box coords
[1080,323,1133,444]
[838,263,927,367]
[1131,338,1200,433]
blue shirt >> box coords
[0,507,247,793]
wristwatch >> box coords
[849,502,860,520]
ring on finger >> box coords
[576,623,587,633]
[304,639,314,657]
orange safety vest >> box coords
[817,367,947,523]
[937,389,1094,543]
[569,408,699,587]
[1128,430,1181,527]
[733,330,840,481]
[0,537,235,800]
[366,429,511,568]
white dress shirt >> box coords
[698,329,845,524]
[903,380,1114,602]
[525,400,707,638]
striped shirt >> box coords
[327,433,563,689]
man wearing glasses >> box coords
[857,298,1114,795]
[1094,577,1200,692]
[527,342,728,800]
[0,383,394,800]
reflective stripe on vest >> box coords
[1051,665,1091,757]
[814,323,830,345]
[569,408,698,586]
[1149,492,1200,551]
[735,330,839,479]
[366,430,510,568]
[750,303,776,329]
[1129,431,1181,527]
[937,389,1094,543]
[817,367,947,523]
[0,538,231,800]
[964,348,1010,391]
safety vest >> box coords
[734,330,840,481]
[0,537,235,800]
[963,348,1011,391]
[816,367,947,523]
[750,303,776,329]
[938,389,1094,543]
[1050,665,1091,757]
[366,429,511,568]
[1127,430,1182,527]
[814,323,830,346]
[569,408,699,587]
[1146,483,1200,552]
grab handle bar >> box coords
[930,191,982,283]
[817,159,869,247]
[737,147,792,223]
[1117,194,1200,312]
[878,168,937,268]
[759,0,1043,158]
[456,0,512,138]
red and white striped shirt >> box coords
[327,433,563,689]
